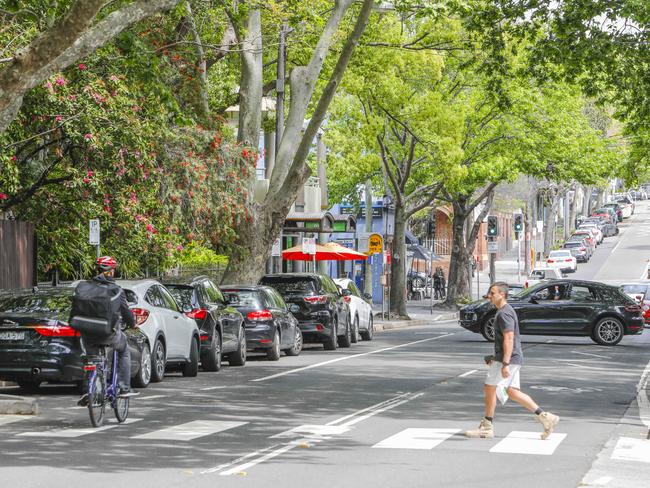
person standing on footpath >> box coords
[465,282,560,439]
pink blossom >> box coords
[109,75,119,82]
[86,170,94,178]
[165,242,173,249]
[176,245,184,251]
[117,168,126,176]
[55,77,66,86]
[68,95,77,101]
[10,156,16,162]
[84,134,93,140]
[0,193,8,200]
[44,81,53,89]
[55,115,63,122]
[129,193,138,204]
[146,223,155,232]
[83,177,90,184]
[78,64,86,71]
[135,214,145,222]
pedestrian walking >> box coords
[433,270,441,300]
[465,282,559,440]
[437,267,446,299]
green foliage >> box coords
[178,242,228,269]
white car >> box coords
[334,278,374,342]
[620,283,650,304]
[524,267,564,288]
[546,250,577,273]
[118,280,201,383]
[577,224,603,244]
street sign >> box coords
[487,241,498,254]
[271,238,281,257]
[89,219,100,245]
[302,237,316,255]
[368,233,383,255]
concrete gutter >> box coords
[0,393,39,415]
[374,311,458,333]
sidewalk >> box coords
[373,300,458,333]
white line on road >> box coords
[372,428,460,450]
[219,443,296,476]
[641,263,650,280]
[565,362,608,371]
[18,424,117,438]
[611,241,621,253]
[636,358,650,429]
[140,394,166,400]
[251,333,455,382]
[459,370,478,378]
[131,420,247,441]
[0,415,32,427]
[611,436,650,463]
[489,431,567,455]
[571,351,612,359]
[201,443,283,474]
[326,392,414,426]
[200,386,228,391]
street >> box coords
[1,207,649,488]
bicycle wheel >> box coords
[113,395,129,423]
[88,370,106,428]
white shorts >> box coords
[485,361,521,390]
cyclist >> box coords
[77,256,135,405]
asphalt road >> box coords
[1,203,649,488]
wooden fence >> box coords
[0,219,36,290]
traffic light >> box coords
[514,214,523,232]
[427,218,436,237]
[487,216,498,237]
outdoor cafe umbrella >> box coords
[282,242,368,261]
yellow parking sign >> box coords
[367,233,383,255]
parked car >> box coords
[582,216,617,237]
[572,229,597,251]
[165,277,246,372]
[524,267,564,288]
[546,250,577,273]
[0,288,151,391]
[617,195,635,215]
[592,207,618,225]
[602,202,623,222]
[578,224,603,244]
[619,283,650,304]
[459,280,645,345]
[334,278,374,341]
[259,273,352,350]
[221,285,303,360]
[118,280,201,382]
[566,236,594,259]
[562,240,589,262]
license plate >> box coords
[0,331,25,341]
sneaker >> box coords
[465,418,494,438]
[76,394,89,407]
[537,411,560,440]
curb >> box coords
[374,312,458,333]
[0,394,39,415]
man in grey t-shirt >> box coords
[465,282,560,440]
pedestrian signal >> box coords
[514,214,523,232]
[487,216,498,237]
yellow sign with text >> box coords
[367,233,383,255]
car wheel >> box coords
[323,320,338,351]
[151,338,166,383]
[284,327,303,356]
[201,328,222,372]
[182,337,199,377]
[229,327,247,366]
[591,317,624,346]
[351,316,360,344]
[17,380,41,392]
[480,314,496,342]
[132,342,151,388]
[338,316,352,348]
[266,330,282,361]
[360,315,374,341]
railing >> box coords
[420,237,453,256]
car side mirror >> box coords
[363,292,373,302]
[341,289,352,297]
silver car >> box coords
[118,280,201,383]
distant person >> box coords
[465,282,559,439]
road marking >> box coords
[271,424,351,439]
[219,443,296,476]
[611,241,621,253]
[251,333,455,382]
[201,443,284,475]
[140,394,166,400]
[565,363,608,371]
[489,431,567,455]
[18,424,117,438]
[372,428,460,450]
[641,263,650,280]
[201,386,228,391]
[107,418,142,424]
[571,351,612,359]
[131,420,247,441]
[636,358,650,430]
[590,476,613,486]
[611,436,650,463]
[0,415,31,427]
[325,392,415,427]
[459,369,478,378]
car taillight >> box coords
[247,310,273,321]
[304,295,328,305]
[547,259,554,263]
[33,324,80,337]
[186,308,208,320]
[131,308,150,327]
[525,281,529,288]
[580,247,586,251]
[200,334,209,342]
[565,259,572,262]
[343,296,351,303]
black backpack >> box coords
[69,279,122,337]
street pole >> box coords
[517,231,521,281]
[476,256,480,300]
[489,237,496,284]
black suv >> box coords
[259,273,351,350]
[165,277,246,372]
[459,280,644,346]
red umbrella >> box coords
[322,242,368,260]
[281,242,367,261]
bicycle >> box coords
[83,345,129,427]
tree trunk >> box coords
[445,201,470,306]
[543,187,559,255]
[237,9,263,146]
[582,184,593,216]
[389,204,408,318]
[568,185,578,233]
[364,179,373,297]
[184,2,210,123]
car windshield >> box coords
[0,293,71,321]
[564,242,582,248]
[621,284,648,295]
[222,290,262,309]
[165,286,194,311]
[549,251,571,257]
[259,277,317,295]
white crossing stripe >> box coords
[131,420,247,441]
[372,428,460,450]
[18,424,117,438]
[0,415,32,427]
[611,436,650,463]
[271,424,351,439]
[490,431,566,455]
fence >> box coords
[0,219,36,290]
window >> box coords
[536,284,568,301]
[570,286,596,302]
[158,286,180,312]
[272,291,287,310]
[321,277,339,295]
[263,289,282,309]
[145,286,164,308]
[347,282,361,297]
[259,277,316,295]
[166,286,194,311]
[203,281,225,305]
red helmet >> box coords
[96,256,117,271]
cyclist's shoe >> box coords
[77,394,89,407]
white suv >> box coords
[546,250,577,273]
[334,278,374,342]
[119,280,201,383]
